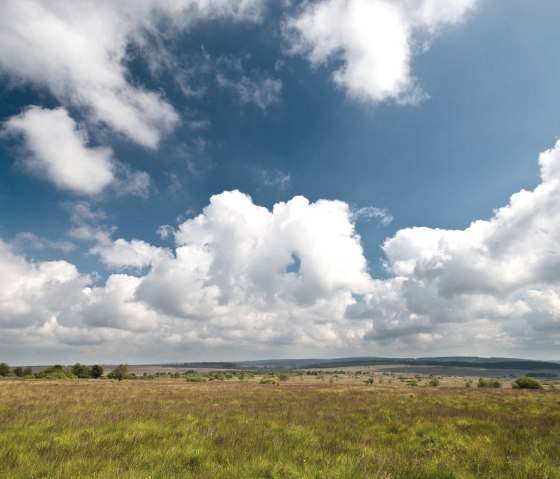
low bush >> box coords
[35,365,77,380]
[478,378,501,388]
[512,377,543,389]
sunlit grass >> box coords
[0,379,559,478]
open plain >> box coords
[1,377,559,479]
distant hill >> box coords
[169,356,560,372]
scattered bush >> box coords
[428,378,440,387]
[512,377,543,389]
[12,367,24,377]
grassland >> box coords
[1,378,559,478]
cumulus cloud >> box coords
[4,107,115,195]
[285,0,477,103]
[3,141,560,360]
[349,140,560,355]
[0,0,264,148]
[0,191,373,359]
[0,240,89,329]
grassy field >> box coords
[0,379,559,479]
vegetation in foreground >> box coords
[0,379,559,478]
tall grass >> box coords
[0,379,559,478]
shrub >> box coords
[13,367,24,377]
[478,378,501,388]
[512,377,543,389]
[35,366,77,380]
[428,378,440,387]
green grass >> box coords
[0,379,559,478]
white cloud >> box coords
[350,140,560,355]
[4,106,152,196]
[0,240,89,328]
[138,191,372,320]
[285,0,477,103]
[0,191,373,359]
[91,238,171,271]
[3,140,560,360]
[4,107,115,195]
[0,0,264,147]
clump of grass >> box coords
[259,377,277,385]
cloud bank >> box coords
[1,140,560,361]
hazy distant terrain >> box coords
[161,356,560,379]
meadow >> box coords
[0,377,559,479]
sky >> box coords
[1,0,560,365]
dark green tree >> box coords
[13,367,24,377]
[107,364,129,381]
[0,362,11,377]
[90,365,104,378]
[71,363,91,378]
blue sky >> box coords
[1,0,560,364]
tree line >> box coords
[0,362,130,380]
